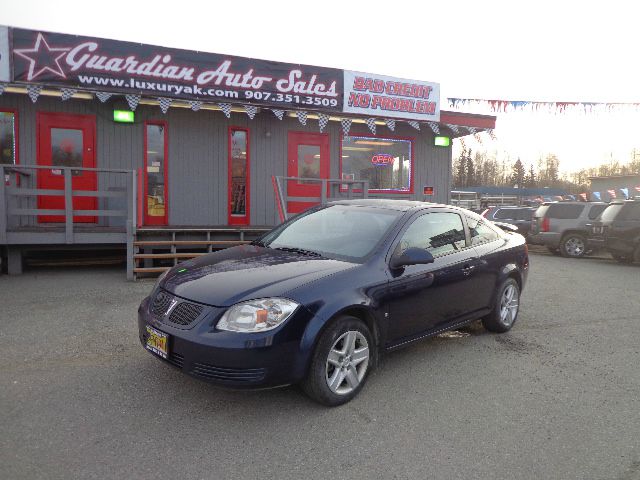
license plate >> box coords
[145,325,169,359]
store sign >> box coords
[10,28,343,111]
[0,26,9,82]
[371,154,394,166]
[343,70,440,121]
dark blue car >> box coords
[139,200,529,406]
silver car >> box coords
[529,202,608,257]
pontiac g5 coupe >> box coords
[139,200,529,406]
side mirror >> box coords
[390,247,435,269]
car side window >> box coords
[547,204,585,219]
[618,204,640,221]
[494,209,514,220]
[466,216,500,245]
[397,212,466,257]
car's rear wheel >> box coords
[301,316,373,406]
[560,234,587,258]
[482,278,520,333]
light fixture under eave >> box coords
[354,140,395,146]
[4,86,94,100]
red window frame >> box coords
[227,126,250,225]
[339,132,415,194]
[143,120,169,226]
[1,108,19,184]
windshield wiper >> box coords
[251,240,268,247]
[274,246,323,257]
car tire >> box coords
[612,252,633,264]
[560,234,587,258]
[301,316,373,406]
[482,278,520,333]
[547,247,561,255]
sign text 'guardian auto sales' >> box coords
[6,27,440,120]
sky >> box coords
[3,0,640,173]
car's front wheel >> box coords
[482,278,520,333]
[302,316,373,406]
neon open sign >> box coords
[371,154,394,166]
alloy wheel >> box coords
[325,330,369,395]
[500,284,519,327]
[564,237,585,257]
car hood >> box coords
[161,245,357,306]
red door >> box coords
[37,112,97,223]
[287,131,330,214]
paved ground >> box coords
[1,253,639,480]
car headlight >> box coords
[217,298,299,333]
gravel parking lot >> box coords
[1,252,639,480]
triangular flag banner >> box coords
[620,187,629,199]
[427,122,439,134]
[245,105,258,119]
[365,118,377,135]
[271,109,284,120]
[218,103,232,118]
[189,100,202,111]
[125,94,141,111]
[27,85,42,103]
[446,123,459,134]
[318,113,329,132]
[592,191,601,201]
[635,186,640,192]
[297,110,308,125]
[341,118,352,136]
[466,127,477,134]
[95,92,113,103]
[60,88,77,101]
[385,119,395,131]
[408,120,420,130]
[579,193,588,201]
[607,189,617,199]
[158,97,172,114]
[0,83,6,95]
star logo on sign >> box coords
[14,33,70,81]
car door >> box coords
[385,210,482,344]
[464,214,505,309]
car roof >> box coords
[328,199,448,212]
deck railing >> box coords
[272,176,369,221]
[0,164,137,279]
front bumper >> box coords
[137,295,314,389]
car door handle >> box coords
[462,264,476,276]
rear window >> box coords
[516,209,534,220]
[546,204,585,219]
[617,203,640,221]
[494,209,517,220]
[587,204,608,220]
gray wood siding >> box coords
[0,93,453,227]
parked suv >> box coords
[588,200,640,263]
[529,202,608,257]
[482,206,536,238]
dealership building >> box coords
[0,26,496,278]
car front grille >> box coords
[151,291,173,317]
[169,302,204,326]
[151,290,205,328]
[191,362,266,383]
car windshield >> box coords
[260,204,403,261]
[600,204,624,222]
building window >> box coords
[144,122,168,224]
[228,127,249,225]
[341,135,412,192]
[0,111,17,166]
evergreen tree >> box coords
[510,158,526,187]
[465,148,475,186]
